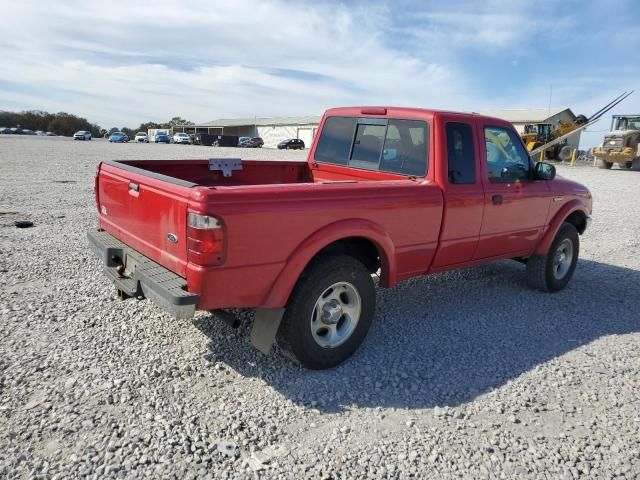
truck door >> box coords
[473,122,551,259]
[432,118,484,268]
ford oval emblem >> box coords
[167,233,178,244]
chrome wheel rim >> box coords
[552,238,574,280]
[310,282,361,349]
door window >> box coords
[446,122,476,184]
[484,126,532,182]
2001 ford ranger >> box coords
[88,106,592,369]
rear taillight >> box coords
[94,163,101,213]
[187,212,224,266]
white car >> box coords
[73,130,92,141]
[134,132,149,143]
[173,132,192,144]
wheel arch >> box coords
[262,219,395,308]
[534,201,589,255]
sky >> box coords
[0,0,638,147]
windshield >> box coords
[615,117,640,131]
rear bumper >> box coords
[87,230,198,318]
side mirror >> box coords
[534,161,556,180]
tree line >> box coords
[111,117,194,138]
[0,110,101,137]
[0,110,194,137]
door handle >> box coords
[492,194,503,205]
[128,182,140,197]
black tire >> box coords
[277,255,376,369]
[526,222,579,292]
[597,159,612,169]
[632,158,640,171]
[620,162,632,170]
[558,145,573,162]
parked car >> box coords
[74,130,92,141]
[277,138,305,150]
[134,132,149,143]
[88,106,592,369]
[155,133,171,144]
[0,127,10,134]
[108,132,128,143]
[239,136,264,148]
[173,132,192,144]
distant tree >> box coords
[108,127,119,135]
[166,116,194,127]
[89,123,102,137]
[0,111,20,127]
[136,121,164,132]
[47,113,90,136]
[121,127,135,137]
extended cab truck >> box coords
[88,107,592,369]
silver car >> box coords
[73,130,92,141]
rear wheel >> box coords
[632,158,640,171]
[597,159,612,169]
[558,145,573,162]
[277,255,375,369]
[526,222,579,292]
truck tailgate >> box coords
[97,161,192,277]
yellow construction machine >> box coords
[521,91,634,162]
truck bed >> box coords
[111,159,312,187]
[95,157,445,308]
[110,159,409,188]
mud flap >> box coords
[250,308,285,354]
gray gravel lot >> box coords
[1,136,639,479]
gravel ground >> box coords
[1,136,639,479]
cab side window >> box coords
[484,126,532,183]
[446,122,476,184]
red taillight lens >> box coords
[94,163,101,213]
[187,212,224,266]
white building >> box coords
[195,116,321,148]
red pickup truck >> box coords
[88,106,592,369]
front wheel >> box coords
[526,222,579,292]
[277,255,376,369]
[597,159,612,169]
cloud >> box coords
[0,0,473,127]
[0,0,639,148]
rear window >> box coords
[314,116,429,176]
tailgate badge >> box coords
[167,233,178,244]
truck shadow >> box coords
[193,259,640,413]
